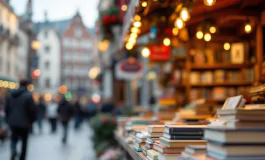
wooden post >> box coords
[256,21,263,82]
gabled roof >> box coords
[34,19,72,36]
[34,19,96,37]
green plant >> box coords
[99,5,122,40]
[90,114,117,154]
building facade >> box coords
[0,1,20,96]
[16,29,28,79]
[61,12,93,95]
[37,27,61,94]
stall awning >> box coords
[0,77,17,82]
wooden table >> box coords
[115,132,147,160]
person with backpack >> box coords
[5,79,37,160]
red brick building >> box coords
[61,12,93,95]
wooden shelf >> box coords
[207,99,227,103]
[167,82,186,88]
[191,82,252,87]
[191,64,253,70]
[174,56,188,60]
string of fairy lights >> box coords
[121,0,253,55]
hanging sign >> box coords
[115,58,143,80]
[150,45,171,61]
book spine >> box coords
[169,128,204,133]
[168,136,203,140]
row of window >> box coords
[63,69,89,76]
[63,54,92,62]
[63,38,92,49]
[64,80,91,89]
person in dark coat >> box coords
[101,98,114,114]
[5,79,37,160]
[74,98,83,130]
[87,98,97,119]
[37,96,46,133]
[57,97,74,144]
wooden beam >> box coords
[256,23,263,82]
[187,7,260,26]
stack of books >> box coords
[153,125,206,160]
[134,132,148,152]
[147,149,159,160]
[147,125,164,144]
[249,84,265,103]
[180,145,207,159]
[205,108,265,159]
[141,125,164,157]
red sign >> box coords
[150,45,171,61]
[116,58,144,80]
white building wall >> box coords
[16,30,29,79]
[0,3,19,81]
[37,28,61,94]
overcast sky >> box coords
[11,0,99,27]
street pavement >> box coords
[0,121,96,160]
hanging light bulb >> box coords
[175,18,185,29]
[245,22,252,34]
[142,1,147,7]
[163,38,171,46]
[133,21,142,28]
[204,33,211,42]
[209,26,217,34]
[141,47,150,58]
[128,37,136,44]
[126,43,133,50]
[180,7,190,22]
[121,5,128,11]
[134,15,141,21]
[131,27,139,33]
[204,0,216,6]
[223,43,231,51]
[130,33,138,39]
[196,31,204,39]
[172,28,179,36]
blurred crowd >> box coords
[0,79,123,160]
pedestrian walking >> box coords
[74,98,83,130]
[87,98,96,120]
[47,97,58,133]
[101,98,114,114]
[37,96,46,133]
[57,97,74,144]
[5,79,37,160]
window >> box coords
[63,38,70,47]
[45,78,51,88]
[75,28,82,38]
[44,45,50,53]
[45,61,50,70]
